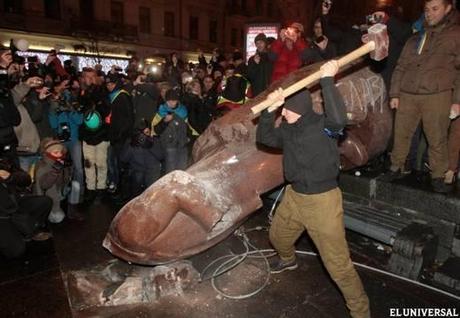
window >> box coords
[189,16,199,40]
[267,0,274,17]
[4,0,22,14]
[80,0,94,20]
[231,28,237,47]
[229,0,238,14]
[139,7,151,33]
[241,0,246,11]
[44,0,61,19]
[209,19,217,43]
[255,0,263,15]
[111,0,124,25]
[164,11,175,37]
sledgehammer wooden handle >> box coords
[251,41,378,115]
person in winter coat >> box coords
[10,77,44,172]
[270,22,321,83]
[79,68,111,201]
[0,46,21,165]
[310,18,338,61]
[23,85,54,140]
[256,61,370,318]
[217,65,251,113]
[48,79,84,216]
[0,156,52,258]
[120,125,164,200]
[182,79,215,134]
[202,75,219,118]
[131,73,160,130]
[105,73,134,192]
[34,138,71,223]
[384,0,460,193]
[367,4,412,91]
[152,89,194,173]
[247,33,273,97]
[164,52,184,88]
[313,0,362,56]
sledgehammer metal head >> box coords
[367,23,389,61]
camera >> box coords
[366,14,382,24]
[315,35,325,43]
[58,122,71,142]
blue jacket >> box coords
[49,109,83,148]
[157,102,188,119]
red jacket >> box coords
[270,38,308,83]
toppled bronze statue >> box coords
[103,60,391,265]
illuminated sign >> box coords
[245,24,279,62]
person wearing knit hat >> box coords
[34,138,70,223]
[151,88,197,173]
[270,21,320,83]
[248,32,273,97]
[283,89,312,117]
[256,60,370,318]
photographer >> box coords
[0,44,21,164]
[310,18,337,60]
[0,156,52,258]
[12,76,43,173]
[27,56,46,78]
[45,49,68,78]
[120,125,163,201]
[247,33,273,97]
[270,22,321,82]
[48,79,84,219]
[79,68,110,201]
[314,0,362,56]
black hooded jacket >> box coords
[0,74,21,149]
[256,77,347,194]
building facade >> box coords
[0,0,287,64]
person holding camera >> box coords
[314,0,362,56]
[310,18,338,61]
[247,33,273,97]
[0,156,52,258]
[48,79,84,219]
[119,124,164,201]
[79,68,110,201]
[0,44,21,165]
[270,22,321,82]
[10,74,48,174]
[45,49,68,79]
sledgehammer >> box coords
[251,23,389,114]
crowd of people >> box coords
[0,0,458,259]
